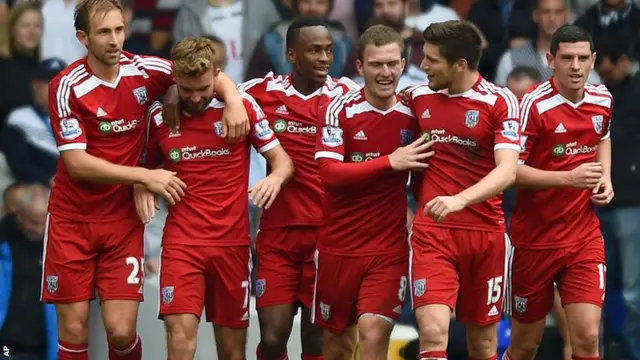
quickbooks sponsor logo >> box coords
[275,119,316,134]
[99,119,138,134]
[424,129,476,147]
[553,141,598,157]
[170,146,231,162]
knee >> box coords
[418,321,448,348]
[572,326,599,354]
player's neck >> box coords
[86,54,120,84]
[553,76,585,103]
[363,86,397,111]
[291,72,323,95]
[447,71,479,95]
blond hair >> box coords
[171,37,217,77]
[74,0,122,33]
[0,2,42,58]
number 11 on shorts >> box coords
[487,276,503,305]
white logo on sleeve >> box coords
[254,119,274,140]
[59,118,82,140]
[321,126,343,148]
[501,120,520,141]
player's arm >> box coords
[243,94,294,209]
[49,81,186,204]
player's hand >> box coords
[591,179,614,207]
[133,184,158,223]
[248,175,283,210]
[423,195,468,222]
[568,162,603,189]
[162,85,181,130]
[389,136,435,171]
[221,98,250,142]
[142,169,187,205]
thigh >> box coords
[410,226,459,311]
[41,214,96,303]
[358,252,409,322]
[509,247,559,322]
[561,238,606,308]
[255,228,299,308]
[158,246,206,320]
[456,231,509,325]
[94,218,145,301]
[207,246,252,328]
[313,251,363,334]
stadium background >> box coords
[0,0,639,359]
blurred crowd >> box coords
[0,0,638,359]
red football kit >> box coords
[42,52,173,303]
[407,77,521,325]
[144,97,280,327]
[239,72,359,309]
[509,80,612,321]
[312,89,418,333]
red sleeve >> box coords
[243,94,280,153]
[518,92,541,164]
[128,52,174,102]
[48,76,88,152]
[492,88,522,153]
[141,101,165,169]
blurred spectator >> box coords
[575,0,640,61]
[173,0,244,82]
[506,66,542,99]
[343,0,425,78]
[405,0,460,32]
[0,184,57,360]
[2,58,66,187]
[242,0,294,76]
[595,35,640,360]
[466,0,537,82]
[1,182,28,217]
[245,0,352,80]
[40,0,86,65]
[0,2,41,140]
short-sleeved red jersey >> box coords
[407,77,521,232]
[239,72,360,229]
[144,96,280,247]
[315,89,419,256]
[510,80,613,249]
[48,52,173,221]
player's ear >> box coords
[356,59,364,77]
[76,30,89,47]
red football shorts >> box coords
[41,213,145,303]
[312,250,409,334]
[410,225,510,325]
[255,226,318,309]
[508,236,606,322]
[158,244,252,328]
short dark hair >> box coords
[507,66,542,82]
[74,0,123,33]
[286,16,329,49]
[357,24,405,61]
[423,20,482,70]
[550,24,593,56]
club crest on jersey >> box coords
[255,279,266,298]
[133,86,148,105]
[514,296,527,313]
[400,129,413,146]
[46,275,58,294]
[320,302,331,320]
[592,115,604,134]
[214,121,224,137]
[413,278,426,297]
[162,286,174,304]
[465,110,480,128]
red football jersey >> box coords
[144,96,280,246]
[510,80,613,249]
[239,72,360,229]
[407,77,521,232]
[315,89,419,256]
[48,51,173,221]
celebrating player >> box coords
[238,17,360,360]
[504,25,613,360]
[314,25,433,360]
[405,20,521,360]
[135,37,294,360]
[43,1,248,359]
